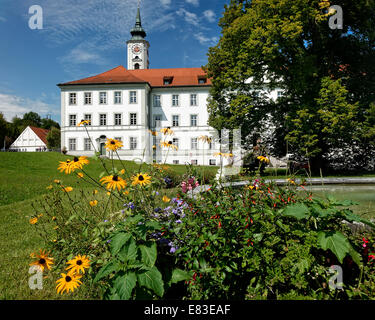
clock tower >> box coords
[126,6,150,70]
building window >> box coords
[130,91,137,104]
[173,160,179,165]
[114,91,122,104]
[99,114,107,126]
[84,114,92,125]
[172,138,179,149]
[84,92,92,105]
[130,137,137,150]
[191,160,198,165]
[84,138,91,151]
[198,77,207,84]
[190,114,197,127]
[154,115,161,127]
[134,63,140,69]
[69,138,76,151]
[130,113,137,125]
[114,113,122,126]
[191,138,198,150]
[190,94,197,106]
[172,115,179,127]
[209,159,216,166]
[99,92,107,104]
[69,115,76,127]
[153,95,161,107]
[114,137,122,149]
[172,95,179,107]
[69,93,77,105]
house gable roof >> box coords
[29,126,50,145]
[57,66,212,88]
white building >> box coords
[10,126,49,152]
[58,7,283,166]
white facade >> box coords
[10,126,48,152]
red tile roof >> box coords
[58,66,211,87]
[29,126,50,145]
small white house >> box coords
[10,126,49,152]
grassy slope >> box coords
[0,152,217,299]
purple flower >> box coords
[106,240,111,243]
[176,219,182,224]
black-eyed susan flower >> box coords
[148,130,158,136]
[131,173,152,187]
[77,119,91,126]
[162,195,170,203]
[73,156,89,168]
[160,127,174,135]
[77,172,84,179]
[257,156,270,163]
[66,255,90,274]
[104,138,123,151]
[119,169,125,175]
[30,249,54,271]
[29,217,38,225]
[93,189,98,195]
[100,175,127,191]
[54,180,60,184]
[56,271,82,294]
[198,135,212,144]
[63,186,73,192]
[89,200,98,207]
[160,140,178,150]
[57,159,74,174]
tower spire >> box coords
[130,2,146,40]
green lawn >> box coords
[0,152,217,299]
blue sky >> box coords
[0,0,228,123]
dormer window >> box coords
[163,77,173,85]
[198,76,207,84]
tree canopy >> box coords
[205,0,375,172]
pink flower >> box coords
[181,181,187,193]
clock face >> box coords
[132,45,142,54]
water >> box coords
[304,185,375,219]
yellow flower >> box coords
[77,172,84,179]
[123,190,130,195]
[104,138,123,151]
[119,169,125,175]
[287,178,296,185]
[29,217,38,225]
[89,200,98,207]
[160,127,174,136]
[54,180,60,184]
[30,249,54,271]
[160,140,178,150]
[57,157,89,174]
[198,135,212,144]
[131,173,152,187]
[63,186,73,192]
[246,185,255,190]
[56,271,82,294]
[257,156,270,163]
[93,190,98,195]
[214,152,223,157]
[66,255,91,274]
[148,130,159,136]
[52,216,57,221]
[77,119,91,126]
[162,195,170,203]
[100,175,127,191]
[38,213,43,218]
[46,185,53,190]
[53,226,59,230]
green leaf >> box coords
[139,242,157,267]
[110,232,131,256]
[171,269,193,284]
[113,272,137,300]
[317,231,350,263]
[94,261,118,283]
[348,243,363,267]
[283,203,310,220]
[137,266,164,297]
[118,237,138,263]
[341,209,375,229]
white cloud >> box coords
[186,0,199,6]
[176,8,199,26]
[0,93,57,121]
[160,0,171,6]
[194,32,218,45]
[203,10,216,23]
[60,47,108,65]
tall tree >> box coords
[205,0,375,173]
